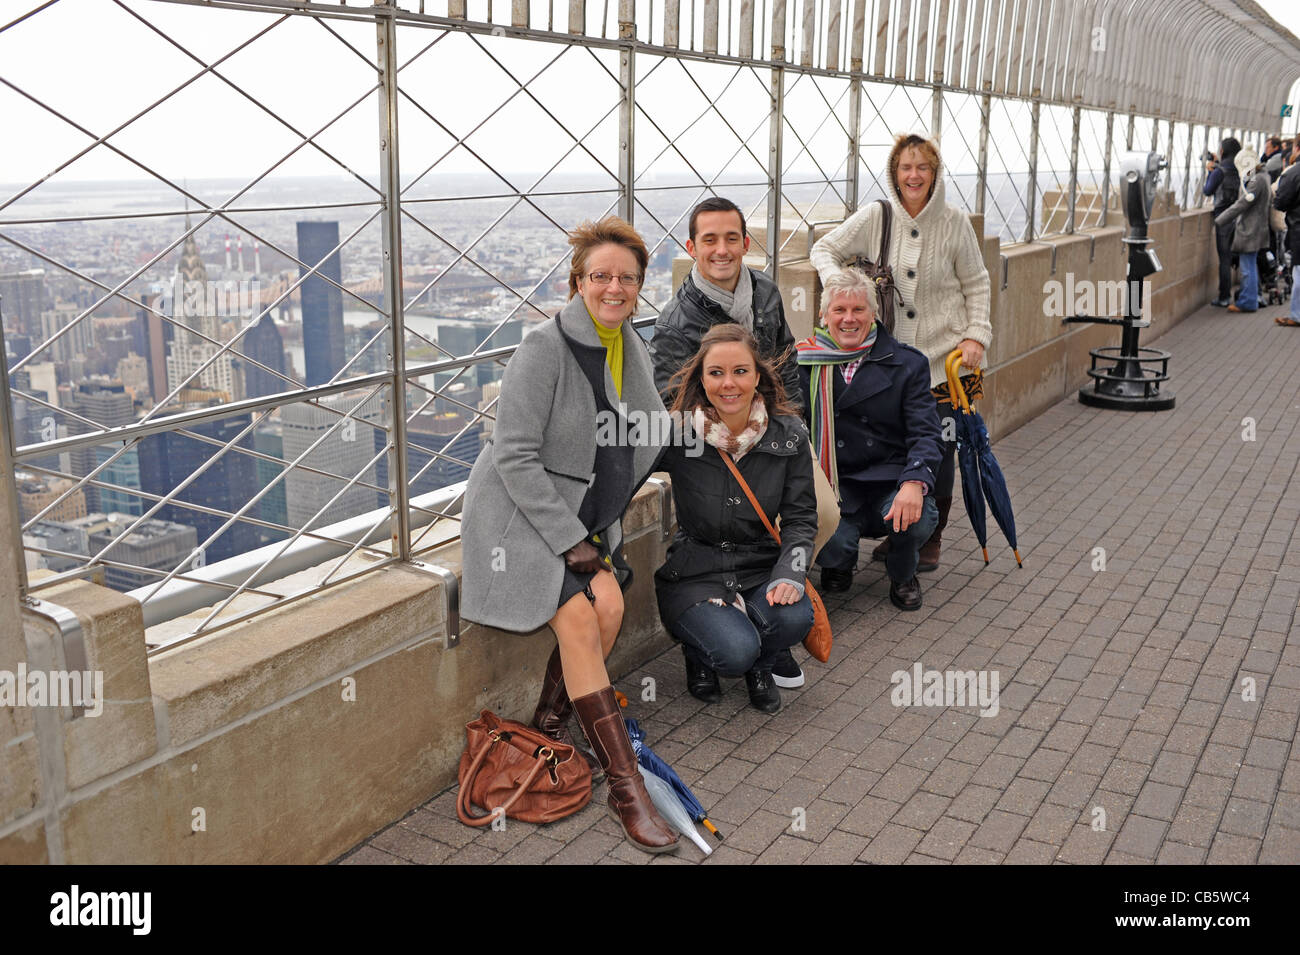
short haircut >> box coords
[819,270,877,320]
[567,216,648,299]
[688,197,747,242]
[1268,136,1282,149]
[889,133,942,203]
[1220,137,1242,160]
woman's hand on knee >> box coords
[766,581,802,605]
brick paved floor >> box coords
[341,300,1300,865]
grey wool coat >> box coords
[460,294,669,633]
[1216,168,1271,254]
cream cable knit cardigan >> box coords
[810,173,992,387]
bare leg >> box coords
[589,569,623,660]
[549,569,623,699]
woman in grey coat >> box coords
[460,217,678,853]
[1216,146,1270,313]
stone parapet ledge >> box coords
[0,480,675,864]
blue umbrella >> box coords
[945,351,1022,568]
[625,717,724,840]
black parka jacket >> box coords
[654,413,818,626]
[650,270,804,414]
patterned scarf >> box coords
[692,393,769,461]
[795,324,878,498]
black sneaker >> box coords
[819,567,853,592]
[744,668,781,714]
[770,648,805,688]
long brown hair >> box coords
[668,323,798,419]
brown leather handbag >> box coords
[849,199,903,334]
[456,710,592,827]
[716,450,833,664]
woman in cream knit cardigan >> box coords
[810,132,992,571]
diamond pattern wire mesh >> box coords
[3,0,1255,648]
[856,81,934,210]
[1036,103,1074,238]
[778,72,853,259]
[1,1,409,647]
[1076,107,1113,230]
[984,96,1034,245]
[940,91,985,219]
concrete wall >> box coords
[0,200,1216,865]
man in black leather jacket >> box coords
[650,197,804,415]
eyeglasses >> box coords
[586,270,642,288]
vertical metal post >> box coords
[1126,111,1135,149]
[1067,105,1080,234]
[1101,110,1114,228]
[0,321,31,598]
[846,76,862,214]
[1181,122,1193,210]
[1026,99,1040,242]
[767,0,785,280]
[375,5,411,562]
[931,84,942,138]
[618,2,636,223]
[1163,118,1174,194]
[768,65,784,281]
[976,93,990,216]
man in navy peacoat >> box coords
[800,315,944,610]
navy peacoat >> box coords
[798,323,943,518]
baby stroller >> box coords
[1259,230,1291,306]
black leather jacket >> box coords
[654,412,817,625]
[649,270,804,414]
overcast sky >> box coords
[2,0,1297,189]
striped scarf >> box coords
[795,324,877,499]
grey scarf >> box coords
[691,262,754,330]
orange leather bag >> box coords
[456,710,592,827]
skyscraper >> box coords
[241,312,288,400]
[296,221,345,387]
[165,221,241,403]
[137,402,259,565]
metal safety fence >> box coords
[1,0,1291,650]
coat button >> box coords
[866,439,873,446]
[911,228,919,237]
[907,309,916,319]
[836,439,845,448]
[907,269,915,278]
[725,579,737,590]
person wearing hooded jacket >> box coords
[809,132,991,577]
[1204,137,1242,307]
[1216,146,1270,313]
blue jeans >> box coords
[669,582,814,677]
[816,485,939,583]
[1291,265,1300,320]
[1237,254,1259,310]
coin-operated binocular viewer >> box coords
[1067,151,1175,411]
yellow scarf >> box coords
[590,313,624,399]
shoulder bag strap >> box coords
[716,448,781,545]
[876,199,892,266]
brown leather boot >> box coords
[918,496,952,572]
[572,686,679,854]
[531,647,602,779]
